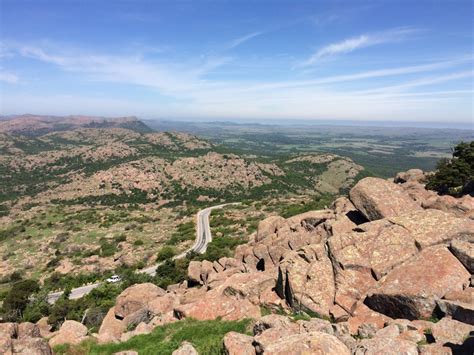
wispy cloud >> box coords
[0,71,18,84]
[300,27,421,67]
[228,31,262,49]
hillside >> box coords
[0,116,364,284]
[2,168,472,354]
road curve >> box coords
[47,203,238,303]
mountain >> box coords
[2,168,473,354]
[0,116,364,285]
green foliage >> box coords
[55,318,252,355]
[279,193,334,218]
[1,279,40,321]
[166,221,196,245]
[153,258,190,289]
[196,235,246,262]
[157,246,177,261]
[426,141,474,196]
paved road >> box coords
[47,203,236,304]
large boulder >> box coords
[422,194,474,219]
[48,320,88,347]
[449,239,473,273]
[431,317,474,345]
[12,337,53,354]
[17,322,41,339]
[353,337,418,355]
[329,219,418,280]
[174,290,260,321]
[256,215,286,242]
[114,283,165,319]
[394,169,425,184]
[364,246,471,319]
[219,272,276,305]
[172,341,198,355]
[388,209,474,249]
[276,243,335,317]
[349,177,421,221]
[263,331,350,355]
[223,331,256,355]
[97,307,126,344]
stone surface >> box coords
[223,331,256,355]
[349,177,421,221]
[354,337,418,355]
[263,331,350,355]
[98,307,126,344]
[172,341,198,355]
[17,322,41,339]
[431,317,474,345]
[437,299,474,325]
[364,246,471,319]
[12,337,53,355]
[220,271,276,305]
[276,243,335,317]
[174,291,260,321]
[388,209,474,249]
[48,320,88,347]
[450,239,473,273]
[114,283,165,319]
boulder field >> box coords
[3,169,473,354]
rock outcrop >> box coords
[22,169,474,354]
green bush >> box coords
[157,246,176,261]
[426,141,474,196]
[1,279,40,321]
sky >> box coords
[0,0,473,125]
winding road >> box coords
[47,203,236,304]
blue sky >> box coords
[0,0,473,124]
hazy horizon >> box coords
[1,0,473,123]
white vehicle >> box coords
[106,275,122,283]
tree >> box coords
[426,141,474,196]
[1,279,40,321]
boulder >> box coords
[349,177,421,221]
[276,243,335,317]
[148,293,179,316]
[422,194,474,218]
[12,337,52,355]
[256,216,286,242]
[353,337,418,355]
[36,317,53,338]
[437,299,474,326]
[48,320,88,347]
[347,303,392,336]
[449,239,473,273]
[223,331,256,355]
[17,322,41,339]
[364,246,471,319]
[220,272,276,305]
[431,317,474,345]
[329,220,417,280]
[172,341,198,355]
[0,322,17,338]
[98,307,126,344]
[174,291,260,321]
[418,343,453,354]
[394,169,425,184]
[114,283,165,319]
[263,331,350,355]
[388,209,474,249]
[187,261,202,285]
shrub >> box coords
[157,246,177,262]
[426,141,474,196]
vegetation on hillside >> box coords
[54,318,252,355]
[426,141,474,196]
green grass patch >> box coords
[55,318,252,355]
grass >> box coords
[54,318,252,355]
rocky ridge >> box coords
[2,169,473,354]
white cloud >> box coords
[300,27,420,66]
[0,71,18,84]
[228,32,262,49]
